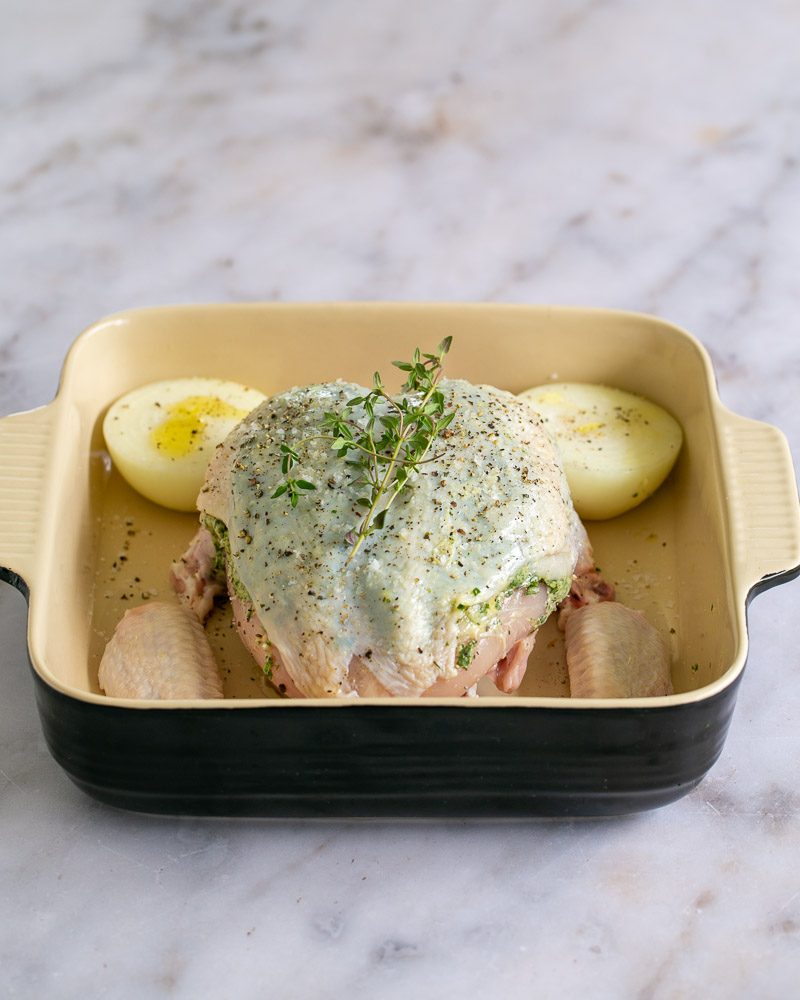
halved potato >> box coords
[103,377,266,511]
[519,382,683,520]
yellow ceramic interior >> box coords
[1,304,798,709]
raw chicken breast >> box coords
[188,379,587,698]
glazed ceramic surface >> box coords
[1,304,797,815]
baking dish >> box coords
[1,303,798,817]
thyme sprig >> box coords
[270,444,316,508]
[270,337,454,561]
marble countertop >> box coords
[2,1,799,996]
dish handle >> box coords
[720,408,800,595]
[0,404,55,597]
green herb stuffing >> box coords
[202,514,252,604]
[203,515,228,579]
[456,573,571,628]
[546,576,572,607]
[456,641,477,669]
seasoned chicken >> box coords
[179,379,587,698]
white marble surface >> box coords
[2,1,800,996]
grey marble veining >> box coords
[2,1,799,997]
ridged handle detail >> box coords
[0,405,54,588]
[721,409,800,592]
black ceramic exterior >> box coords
[33,669,740,817]
[5,569,797,818]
